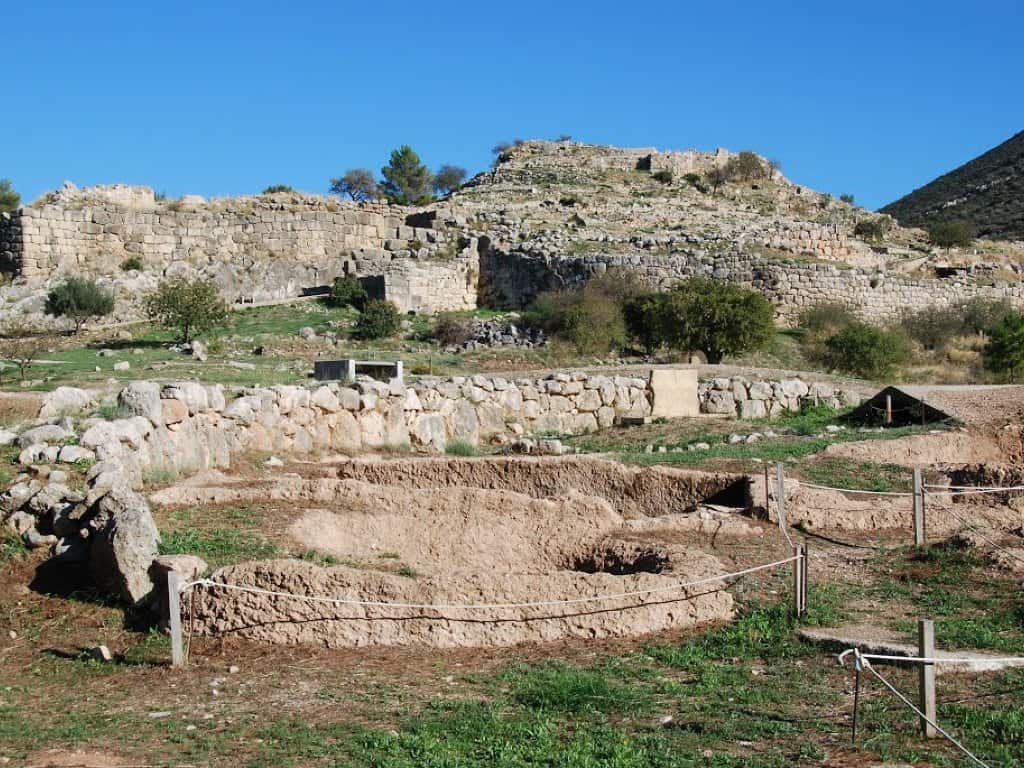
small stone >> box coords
[148,711,172,719]
[264,456,284,468]
[659,715,673,727]
[229,665,240,674]
[113,361,131,372]
[90,645,113,662]
[7,630,16,640]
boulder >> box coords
[89,483,161,604]
[57,445,96,464]
[161,399,189,425]
[17,424,71,449]
[118,382,163,425]
[39,387,96,418]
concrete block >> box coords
[648,369,699,419]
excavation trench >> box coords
[155,456,750,648]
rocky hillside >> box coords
[881,130,1024,241]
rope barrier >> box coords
[178,555,800,613]
[797,481,914,497]
[943,505,1024,567]
[925,484,1024,495]
[855,653,991,768]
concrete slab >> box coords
[800,625,1024,674]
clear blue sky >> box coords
[3,0,1021,210]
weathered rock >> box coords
[17,424,71,449]
[89,483,161,604]
[118,382,163,425]
[39,387,96,418]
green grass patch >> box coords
[158,528,280,569]
[445,439,477,457]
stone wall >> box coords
[482,246,1024,324]
[0,185,478,314]
[58,371,856,483]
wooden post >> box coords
[800,541,809,615]
[918,619,937,738]
[885,395,893,425]
[913,468,925,547]
[792,544,805,618]
[776,462,786,531]
[921,398,926,427]
[168,571,184,668]
[763,465,770,518]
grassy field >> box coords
[564,405,934,492]
[1,300,866,395]
[2,540,1023,767]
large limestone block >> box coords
[648,369,699,419]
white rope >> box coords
[943,505,1024,567]
[925,485,1024,496]
[178,555,799,612]
[861,659,990,768]
[798,481,914,497]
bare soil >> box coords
[152,458,751,648]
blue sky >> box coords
[3,0,1021,210]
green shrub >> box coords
[839,193,855,204]
[44,277,115,333]
[143,277,228,343]
[853,217,892,241]
[352,299,401,340]
[0,179,20,213]
[983,312,1024,382]
[651,170,673,184]
[899,305,966,351]
[822,322,910,379]
[524,272,642,356]
[261,184,294,194]
[433,313,473,346]
[120,256,144,272]
[329,275,368,310]
[724,150,766,181]
[656,278,775,363]
[960,298,1013,335]
[928,220,976,249]
[797,302,858,363]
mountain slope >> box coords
[880,130,1024,240]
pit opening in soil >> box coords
[151,455,752,648]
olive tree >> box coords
[329,169,379,202]
[655,278,775,363]
[44,277,115,333]
[433,165,467,195]
[143,277,228,343]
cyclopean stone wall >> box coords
[480,246,1024,324]
[49,371,857,481]
[0,184,479,314]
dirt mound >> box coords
[287,484,623,575]
[822,430,1004,466]
[320,455,747,519]
[781,485,1023,534]
[185,554,733,648]
[157,455,750,648]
